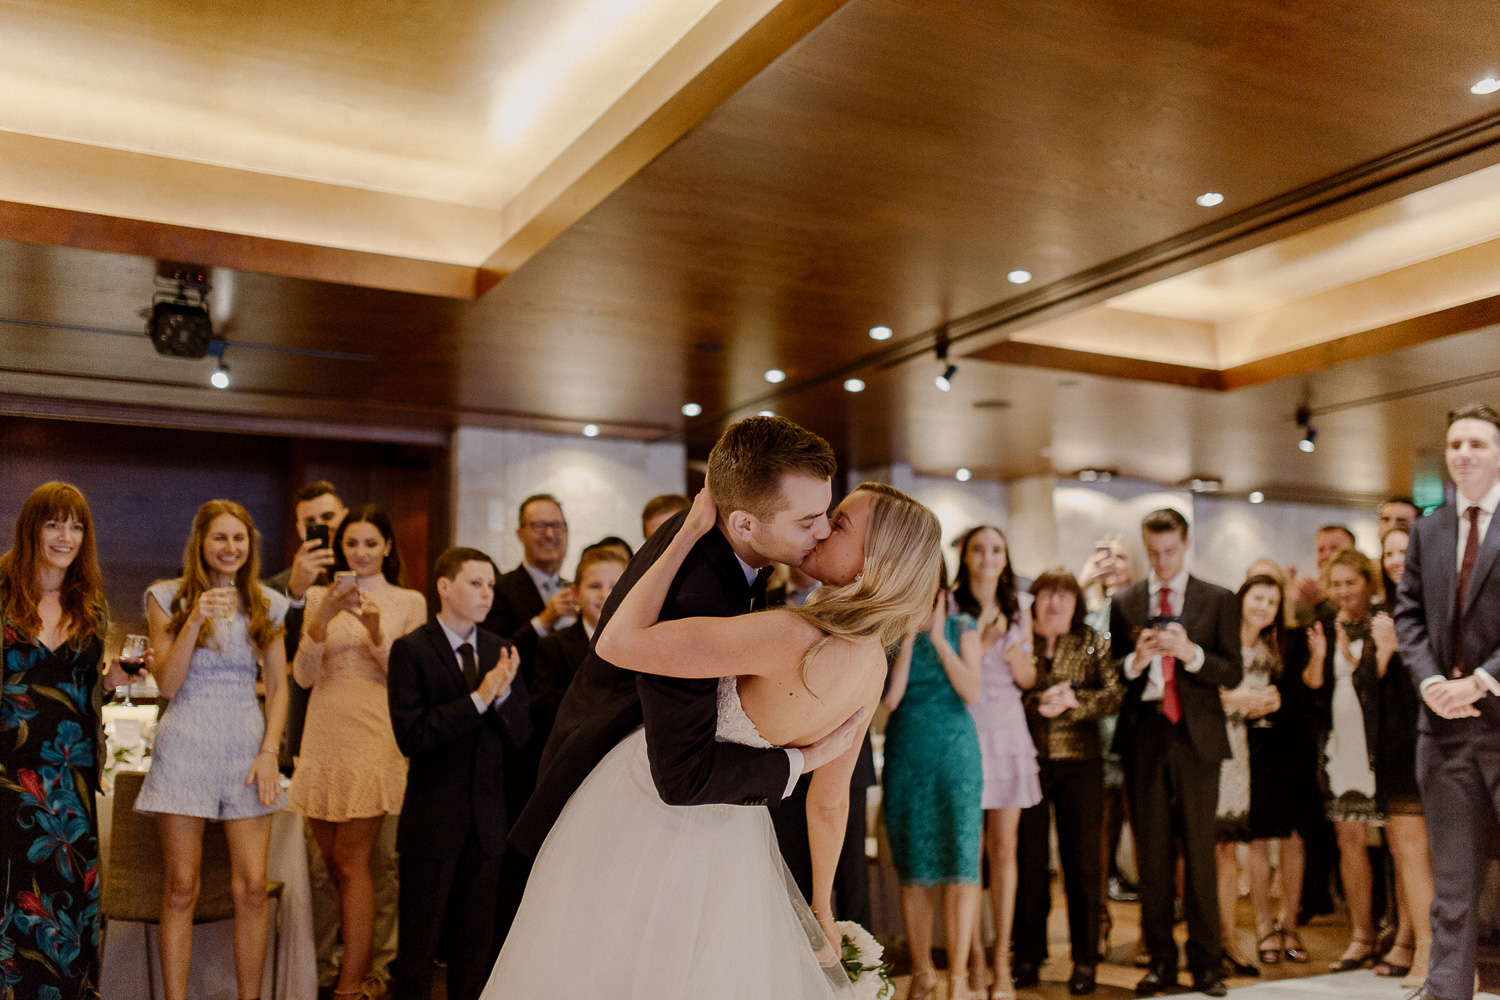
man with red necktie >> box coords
[1395,403,1500,1000]
[1110,508,1243,997]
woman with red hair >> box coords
[0,481,136,998]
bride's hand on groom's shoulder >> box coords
[682,487,717,539]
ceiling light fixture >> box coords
[844,378,865,393]
[764,368,786,384]
[1249,491,1265,504]
[1473,77,1500,95]
[582,423,600,437]
[1187,477,1222,494]
[1007,270,1032,284]
[869,325,893,340]
[681,402,702,417]
[933,333,956,391]
[1296,404,1317,453]
[1076,469,1115,483]
[1196,192,1225,207]
[210,363,230,389]
[955,468,972,482]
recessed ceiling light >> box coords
[844,378,865,393]
[764,368,786,383]
[681,402,702,417]
[1196,192,1225,207]
[757,409,774,417]
[869,325,893,340]
[1473,77,1500,95]
[1249,491,1265,504]
[582,423,600,437]
[1007,270,1032,284]
[955,468,972,482]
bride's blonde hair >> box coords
[789,482,943,690]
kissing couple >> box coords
[482,416,943,998]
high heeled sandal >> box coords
[1258,930,1282,965]
[1328,937,1376,972]
[907,971,939,1000]
[1279,924,1309,963]
[1375,940,1416,978]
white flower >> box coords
[836,921,882,965]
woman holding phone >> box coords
[289,505,424,999]
[1,482,138,998]
[136,500,290,1000]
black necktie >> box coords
[458,641,478,691]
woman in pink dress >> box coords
[956,525,1041,999]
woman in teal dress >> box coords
[883,586,984,1000]
[1,482,134,1000]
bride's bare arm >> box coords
[597,490,801,678]
[806,694,877,946]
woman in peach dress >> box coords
[289,505,426,1000]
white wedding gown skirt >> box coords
[482,680,851,999]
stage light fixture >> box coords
[1296,405,1317,453]
[955,468,972,482]
[210,364,230,389]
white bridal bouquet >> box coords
[834,920,893,1000]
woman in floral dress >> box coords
[0,482,133,999]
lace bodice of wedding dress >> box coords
[716,676,775,749]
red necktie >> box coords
[1453,505,1482,677]
[1158,586,1181,723]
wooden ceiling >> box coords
[4,0,1500,504]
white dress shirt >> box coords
[1122,567,1206,699]
[437,616,510,712]
[732,550,803,799]
[1420,480,1500,696]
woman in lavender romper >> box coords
[135,500,290,1000]
[955,526,1041,999]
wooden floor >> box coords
[887,887,1389,1000]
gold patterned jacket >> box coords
[1022,626,1124,761]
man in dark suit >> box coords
[1110,508,1242,998]
[482,493,578,673]
[500,416,867,948]
[1395,403,1500,1000]
[388,547,530,1000]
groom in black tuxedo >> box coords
[388,548,530,1000]
[501,416,867,944]
[1396,404,1500,1000]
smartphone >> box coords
[333,570,358,593]
[307,523,331,550]
[1146,614,1182,630]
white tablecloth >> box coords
[97,792,317,1000]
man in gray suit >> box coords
[1395,403,1500,1000]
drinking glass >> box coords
[119,633,148,706]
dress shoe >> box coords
[1135,964,1178,996]
[1012,961,1041,989]
[1221,954,1260,978]
[1405,987,1452,1000]
[1192,973,1228,998]
[1069,964,1097,995]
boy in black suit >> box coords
[388,547,530,1000]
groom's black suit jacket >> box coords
[507,508,793,858]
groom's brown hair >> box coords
[706,416,836,521]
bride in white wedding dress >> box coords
[481,483,942,999]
